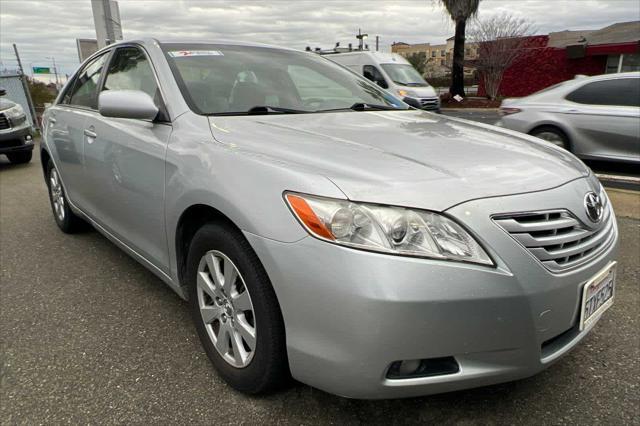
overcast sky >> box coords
[1,0,639,82]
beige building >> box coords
[391,37,478,77]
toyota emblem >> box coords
[584,192,604,223]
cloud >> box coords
[1,0,639,79]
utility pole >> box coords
[92,0,123,48]
[12,44,38,130]
[102,0,115,45]
[375,36,379,52]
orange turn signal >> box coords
[286,194,335,241]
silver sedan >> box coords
[497,72,640,163]
[41,39,618,399]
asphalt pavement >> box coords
[1,152,639,425]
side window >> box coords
[66,53,108,108]
[362,65,388,89]
[566,78,640,107]
[103,47,159,100]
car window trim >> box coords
[59,50,113,110]
[99,43,172,124]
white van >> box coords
[324,51,440,111]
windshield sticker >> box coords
[168,50,224,58]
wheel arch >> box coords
[528,122,573,150]
[174,203,242,295]
[40,146,51,179]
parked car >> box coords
[0,88,34,164]
[324,50,441,111]
[41,39,618,399]
[497,72,640,163]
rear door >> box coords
[83,45,172,271]
[45,52,110,208]
[563,77,640,161]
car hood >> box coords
[0,98,16,111]
[208,110,589,211]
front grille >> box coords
[0,113,10,130]
[419,97,439,109]
[493,204,615,272]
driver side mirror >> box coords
[98,90,159,120]
[0,88,6,96]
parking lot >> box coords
[1,150,639,424]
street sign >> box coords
[32,67,51,74]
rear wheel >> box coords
[7,151,32,164]
[186,222,289,394]
[530,126,569,150]
[46,160,87,233]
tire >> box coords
[530,126,569,150]
[45,159,87,233]
[186,222,289,394]
[7,151,32,164]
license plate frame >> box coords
[579,261,616,331]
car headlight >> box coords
[4,104,25,119]
[285,192,493,265]
[397,89,417,97]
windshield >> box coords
[161,43,408,115]
[380,64,428,87]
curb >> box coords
[606,187,640,220]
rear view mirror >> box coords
[98,90,159,120]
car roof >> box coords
[101,38,303,53]
[581,71,639,82]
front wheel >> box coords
[530,126,569,150]
[186,222,289,394]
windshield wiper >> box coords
[247,105,308,115]
[211,106,308,116]
[317,103,400,113]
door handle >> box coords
[84,127,97,143]
[49,117,57,124]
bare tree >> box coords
[468,13,535,99]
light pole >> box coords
[45,56,60,89]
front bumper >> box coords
[406,96,440,111]
[245,176,619,399]
[0,121,34,154]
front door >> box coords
[83,46,172,271]
[564,77,640,161]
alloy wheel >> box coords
[196,250,257,368]
[49,168,66,221]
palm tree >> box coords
[441,0,480,97]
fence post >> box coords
[12,43,39,131]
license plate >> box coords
[579,261,616,331]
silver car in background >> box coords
[41,39,618,399]
[497,72,640,163]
